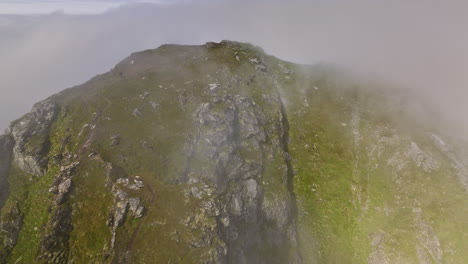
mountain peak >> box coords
[0,41,468,263]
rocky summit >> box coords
[0,41,468,264]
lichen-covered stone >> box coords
[7,99,58,176]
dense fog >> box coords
[1,0,467,135]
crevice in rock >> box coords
[105,166,146,263]
[37,154,79,264]
[277,86,303,264]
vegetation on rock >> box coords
[0,41,467,263]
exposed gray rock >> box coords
[59,161,80,175]
[406,142,439,173]
[128,179,144,190]
[209,84,219,91]
[7,99,59,176]
[249,58,260,64]
[49,161,79,205]
[368,231,389,264]
[107,176,146,254]
[413,206,443,264]
[229,196,242,216]
[140,140,152,150]
[204,42,217,48]
[36,156,78,264]
[179,90,189,106]
[116,177,145,191]
[183,90,301,263]
[200,113,221,126]
[110,135,120,146]
[37,206,73,264]
[149,101,160,109]
[140,91,150,100]
[191,187,203,199]
[249,57,268,72]
[114,200,129,229]
[87,150,97,158]
[128,197,144,218]
[108,193,129,250]
[58,178,72,195]
[0,202,23,264]
[132,108,143,117]
[429,133,468,191]
[244,179,258,202]
[113,188,128,201]
[430,134,450,152]
[128,197,139,211]
[255,64,267,72]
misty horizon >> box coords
[1,0,468,135]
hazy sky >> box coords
[0,0,468,134]
[0,0,176,14]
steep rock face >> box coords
[7,100,58,176]
[0,41,468,264]
[185,92,300,263]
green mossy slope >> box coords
[0,41,467,264]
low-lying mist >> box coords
[1,0,467,137]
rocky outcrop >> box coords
[413,206,443,264]
[184,86,301,263]
[0,203,23,264]
[406,142,439,173]
[106,175,146,258]
[48,160,79,205]
[36,206,73,264]
[7,99,58,176]
[37,155,78,264]
[430,133,468,191]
